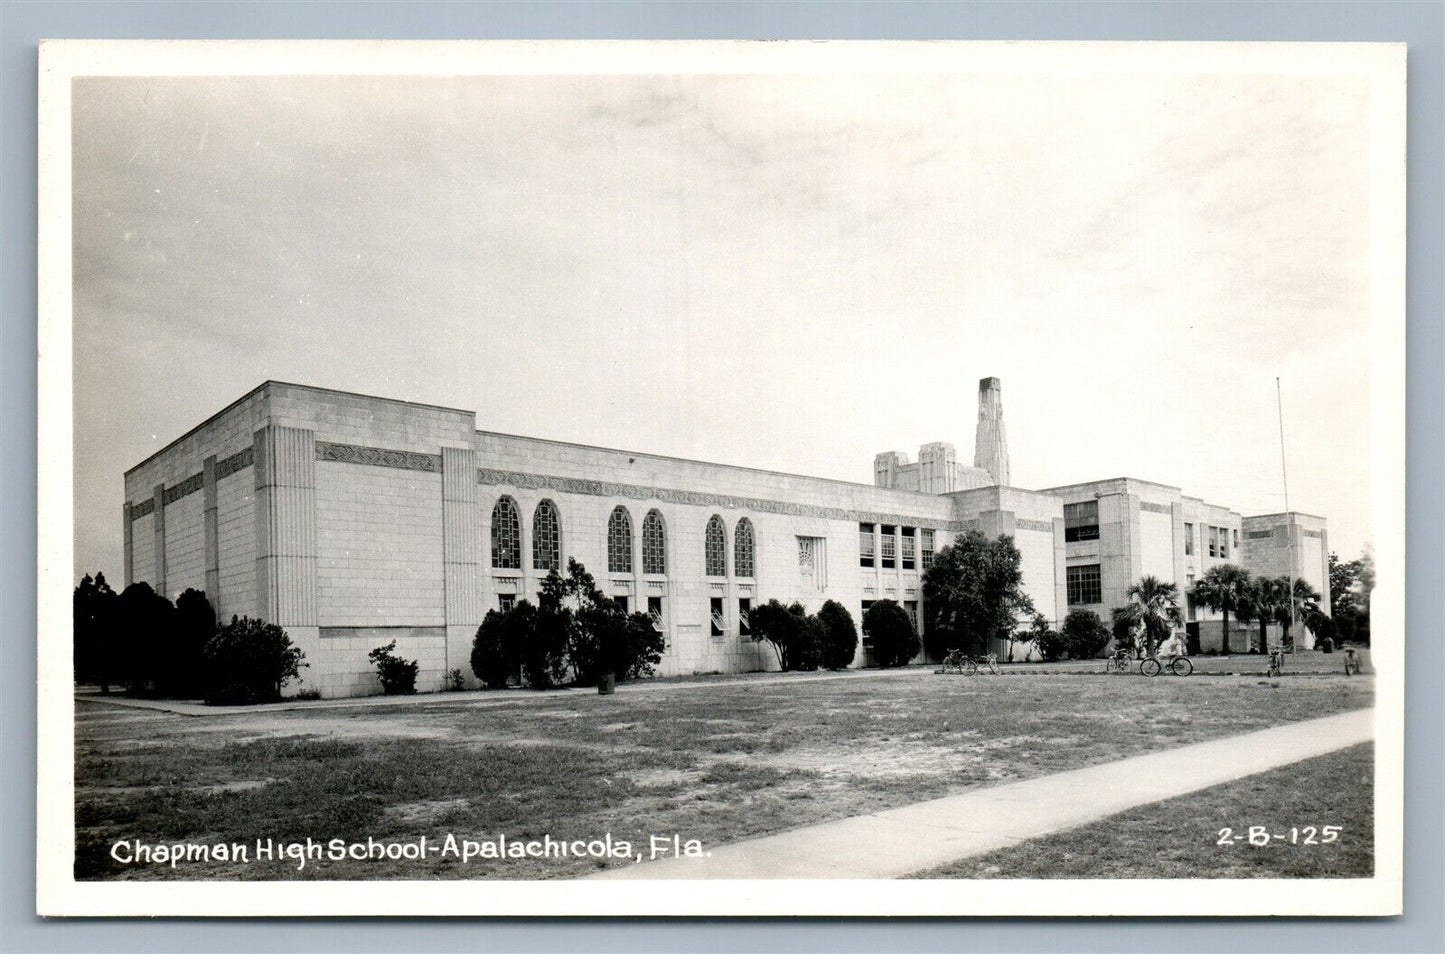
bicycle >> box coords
[1267,650,1285,678]
[1141,654,1194,677]
[962,653,1000,676]
[937,648,968,675]
[1105,649,1132,675]
[1343,647,1362,676]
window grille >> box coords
[920,529,935,569]
[607,506,633,574]
[734,518,755,578]
[532,499,560,571]
[1064,501,1100,542]
[642,510,666,574]
[491,496,521,569]
[705,515,727,577]
[859,523,876,567]
[880,525,896,568]
[1066,564,1102,605]
[901,528,916,570]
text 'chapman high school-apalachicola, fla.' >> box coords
[120,377,1330,698]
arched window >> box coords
[642,509,667,575]
[607,506,633,574]
[734,517,755,578]
[491,496,521,570]
[532,499,560,572]
[704,515,727,577]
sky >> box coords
[70,66,1378,582]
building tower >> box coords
[973,376,1010,486]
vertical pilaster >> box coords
[152,483,167,598]
[122,502,133,588]
[442,446,480,684]
[1052,516,1067,626]
[203,455,220,607]
[1170,501,1187,589]
[253,425,317,627]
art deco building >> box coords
[121,377,1326,697]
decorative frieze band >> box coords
[475,467,964,532]
[1015,518,1056,533]
[1139,501,1173,515]
[216,446,254,480]
[129,447,256,522]
[161,472,204,506]
[1302,529,1323,539]
[316,441,441,473]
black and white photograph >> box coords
[36,39,1406,917]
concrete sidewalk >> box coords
[589,707,1374,880]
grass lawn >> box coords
[913,742,1374,879]
[74,668,1373,880]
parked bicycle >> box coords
[1106,649,1132,674]
[1141,653,1194,677]
[1343,647,1362,676]
[1267,650,1285,678]
[937,648,968,675]
[936,649,999,675]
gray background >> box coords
[2,2,1440,952]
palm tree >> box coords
[1245,576,1289,654]
[1283,577,1324,649]
[1125,576,1185,656]
[1189,565,1252,656]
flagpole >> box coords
[1276,377,1295,651]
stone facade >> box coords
[122,379,1329,697]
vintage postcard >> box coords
[36,39,1405,917]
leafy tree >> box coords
[168,588,217,696]
[921,531,1036,658]
[749,599,810,671]
[864,599,920,668]
[115,582,177,695]
[472,601,534,689]
[1328,549,1373,646]
[614,612,666,681]
[816,600,859,670]
[1030,613,1067,662]
[1061,609,1111,659]
[1189,564,1251,655]
[73,572,119,691]
[1242,576,1286,654]
[1112,576,1184,657]
[368,640,419,695]
[203,615,307,705]
[527,569,575,689]
[1328,552,1362,617]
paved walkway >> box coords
[589,707,1374,880]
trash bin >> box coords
[597,672,615,695]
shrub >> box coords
[203,615,307,705]
[864,599,920,668]
[1030,614,1067,662]
[1061,609,1110,660]
[615,611,666,681]
[817,600,859,670]
[748,599,812,671]
[444,668,466,691]
[368,640,419,695]
[472,601,534,689]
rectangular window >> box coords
[1219,527,1229,559]
[1186,574,1196,622]
[498,593,516,612]
[901,527,916,570]
[1233,528,1239,551]
[860,599,875,649]
[613,595,629,614]
[920,529,935,569]
[1066,564,1102,605]
[738,598,751,637]
[1184,522,1194,556]
[904,600,919,632]
[710,597,725,637]
[880,525,896,568]
[858,522,876,568]
[1064,501,1100,542]
[648,596,665,638]
[1208,526,1219,558]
